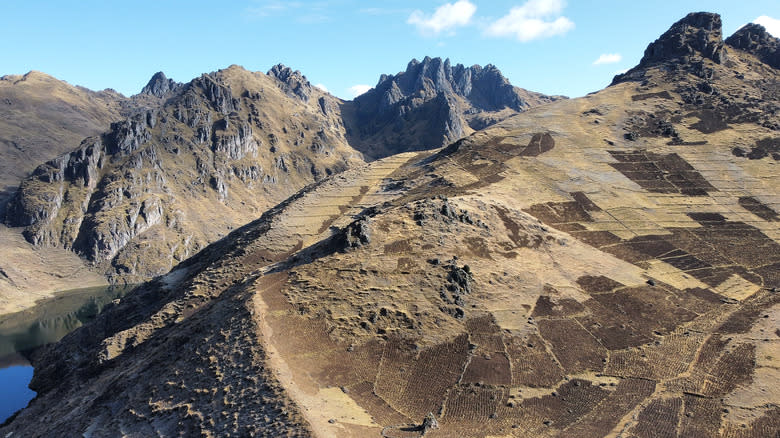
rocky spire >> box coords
[726,23,780,69]
[371,56,529,112]
[267,64,312,102]
[140,72,181,98]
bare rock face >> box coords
[140,71,182,99]
[642,12,724,65]
[268,64,312,102]
[421,412,439,434]
[375,57,534,113]
[4,66,360,281]
[339,217,371,250]
[614,12,725,85]
[0,71,131,212]
[343,56,561,159]
[726,23,780,69]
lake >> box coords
[0,285,135,423]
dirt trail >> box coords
[246,152,423,437]
[253,152,420,259]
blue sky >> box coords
[1,1,778,99]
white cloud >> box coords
[348,84,372,98]
[754,15,780,37]
[484,0,574,42]
[593,53,622,65]
[360,7,410,16]
[408,1,477,36]
[246,1,330,22]
[314,83,328,93]
[246,1,301,18]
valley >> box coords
[0,10,778,438]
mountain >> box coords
[139,71,183,99]
[4,65,360,285]
[0,71,168,312]
[0,71,129,211]
[3,60,557,288]
[343,56,563,159]
[2,12,778,437]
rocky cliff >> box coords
[613,11,779,134]
[4,59,559,286]
[725,23,780,69]
[140,71,183,99]
[343,56,563,158]
[0,72,129,212]
[2,11,779,437]
[5,65,360,283]
[0,71,178,307]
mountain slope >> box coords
[4,65,360,284]
[3,13,779,437]
[0,71,130,210]
[0,71,166,312]
[3,60,557,289]
[343,56,562,159]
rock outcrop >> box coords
[642,12,724,65]
[612,12,779,132]
[613,12,725,84]
[268,64,312,102]
[338,217,371,250]
[140,71,182,99]
[725,23,780,69]
[343,56,562,158]
[5,66,360,282]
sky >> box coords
[1,1,778,100]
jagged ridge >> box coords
[5,65,358,282]
[343,56,562,159]
[4,59,559,284]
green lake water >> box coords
[0,284,135,423]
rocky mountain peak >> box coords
[641,12,724,66]
[373,56,533,113]
[344,57,560,159]
[402,56,453,94]
[613,12,725,85]
[725,23,780,69]
[140,71,181,98]
[267,64,312,102]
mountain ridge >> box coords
[2,11,778,437]
[2,59,558,289]
[344,56,563,158]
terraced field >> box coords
[2,13,778,437]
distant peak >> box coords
[365,57,536,114]
[267,64,312,102]
[19,70,57,82]
[140,71,180,98]
[640,12,724,66]
[726,23,780,69]
[612,12,727,86]
[24,70,48,77]
[267,64,307,83]
[149,71,168,81]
